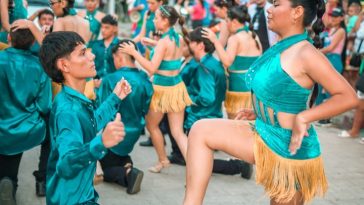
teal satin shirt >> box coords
[85,10,101,41]
[246,32,321,160]
[88,37,119,78]
[98,67,153,156]
[184,54,226,129]
[0,47,51,155]
[146,12,156,37]
[180,58,200,90]
[46,85,121,205]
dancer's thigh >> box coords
[189,119,255,164]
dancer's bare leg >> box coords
[167,110,187,159]
[146,110,167,162]
[270,192,303,205]
[183,119,255,205]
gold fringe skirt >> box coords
[253,133,328,204]
[150,82,192,113]
[224,91,252,114]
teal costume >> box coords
[85,10,101,41]
[246,31,327,203]
[246,31,319,159]
[184,54,226,129]
[150,28,192,113]
[0,47,51,155]
[89,37,119,78]
[228,56,258,92]
[98,67,153,156]
[145,12,156,38]
[0,0,28,43]
[46,86,122,205]
[180,58,200,90]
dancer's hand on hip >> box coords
[289,114,309,155]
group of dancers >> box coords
[0,0,360,205]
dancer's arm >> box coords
[55,112,124,179]
[10,19,44,44]
[133,13,148,43]
[0,0,11,32]
[119,40,166,75]
[289,45,358,155]
[202,28,237,68]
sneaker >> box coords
[35,181,46,197]
[168,154,186,166]
[359,138,364,145]
[0,177,16,205]
[139,138,153,147]
[338,130,357,138]
[126,168,144,194]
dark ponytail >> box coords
[311,0,326,49]
[62,0,75,17]
[228,5,260,50]
[179,15,189,43]
[159,5,188,39]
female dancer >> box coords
[133,0,164,44]
[203,5,262,119]
[0,0,27,43]
[78,0,106,41]
[183,0,358,204]
[121,5,192,173]
[211,0,238,46]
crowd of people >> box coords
[0,0,363,205]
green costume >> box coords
[0,47,51,155]
[184,54,226,129]
[98,67,153,156]
[85,9,101,41]
[89,37,119,78]
[246,31,327,203]
[46,86,122,205]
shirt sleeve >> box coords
[190,67,216,107]
[35,72,52,116]
[95,87,121,131]
[55,111,107,179]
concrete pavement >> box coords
[14,124,364,205]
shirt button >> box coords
[88,161,92,164]
[102,151,105,155]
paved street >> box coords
[15,123,364,205]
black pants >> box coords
[0,153,23,191]
[100,151,133,187]
[33,115,51,182]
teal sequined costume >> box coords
[150,28,192,113]
[246,31,327,203]
[224,27,259,114]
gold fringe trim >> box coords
[253,133,328,204]
[224,91,252,114]
[150,82,192,113]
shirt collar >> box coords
[63,85,92,104]
[6,47,33,55]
